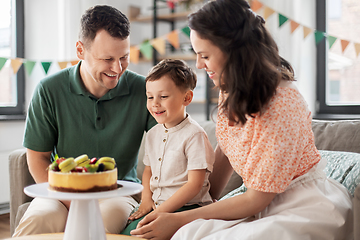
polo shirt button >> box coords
[163,139,166,142]
[154,176,158,180]
[165,130,168,133]
[158,158,161,161]
[97,117,101,121]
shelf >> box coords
[129,6,192,23]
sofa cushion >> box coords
[220,150,360,200]
[321,150,360,196]
[312,119,360,154]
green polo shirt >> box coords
[23,62,156,182]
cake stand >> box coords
[24,180,143,240]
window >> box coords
[316,0,360,118]
[0,0,25,120]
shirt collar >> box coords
[160,114,191,134]
[69,61,130,100]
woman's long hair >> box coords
[188,0,295,125]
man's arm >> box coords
[26,148,52,183]
[27,148,71,210]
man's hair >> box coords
[79,5,130,48]
[146,59,197,91]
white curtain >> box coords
[259,0,317,113]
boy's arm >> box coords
[154,169,206,213]
[129,166,154,220]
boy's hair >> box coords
[79,5,130,48]
[146,59,197,91]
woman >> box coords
[131,0,353,239]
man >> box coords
[13,5,156,236]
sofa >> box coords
[9,119,360,239]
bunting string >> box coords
[1,1,359,76]
[250,0,360,57]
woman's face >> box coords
[190,30,227,87]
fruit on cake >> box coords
[48,154,118,192]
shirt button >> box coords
[158,158,162,161]
[154,176,158,180]
[163,139,166,142]
[165,130,168,133]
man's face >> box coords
[77,29,130,97]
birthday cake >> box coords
[48,154,118,192]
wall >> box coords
[0,0,317,204]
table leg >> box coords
[63,199,106,240]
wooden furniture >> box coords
[3,233,145,240]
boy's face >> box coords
[146,75,192,129]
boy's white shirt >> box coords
[143,114,215,207]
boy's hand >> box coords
[128,199,155,220]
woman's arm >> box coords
[131,188,277,239]
[154,169,207,213]
[209,145,234,200]
[129,166,155,220]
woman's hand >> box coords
[131,212,184,240]
[128,200,155,221]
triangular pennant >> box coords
[151,37,166,55]
[139,41,153,60]
[327,35,337,49]
[354,43,360,57]
[167,30,180,49]
[314,30,326,45]
[303,26,313,39]
[11,58,23,74]
[340,39,350,53]
[251,0,263,12]
[0,57,7,71]
[278,14,288,27]
[290,20,300,33]
[181,26,191,38]
[23,60,36,76]
[71,60,79,66]
[58,61,68,70]
[41,62,52,75]
[263,7,275,20]
[130,46,140,64]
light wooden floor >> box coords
[0,213,10,239]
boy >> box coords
[122,59,215,234]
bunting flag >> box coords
[341,39,350,52]
[23,60,36,76]
[58,61,68,70]
[279,14,288,27]
[151,37,166,55]
[355,43,360,57]
[130,46,140,64]
[0,57,7,71]
[328,35,337,49]
[251,0,263,12]
[41,62,52,74]
[167,30,180,49]
[71,60,79,66]
[263,7,275,20]
[290,20,300,33]
[139,41,153,60]
[303,26,313,39]
[11,58,23,74]
[181,26,191,38]
[314,30,326,44]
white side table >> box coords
[24,181,143,240]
